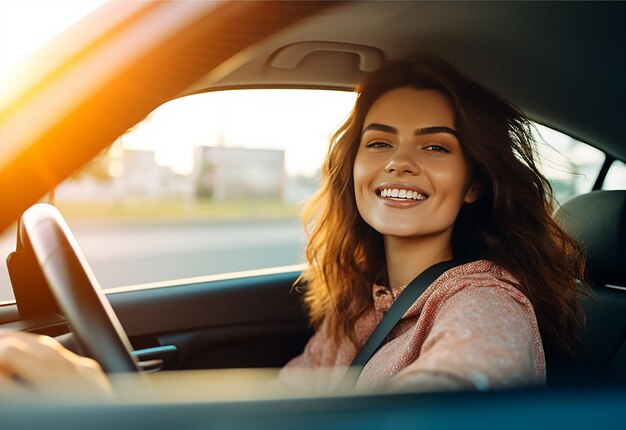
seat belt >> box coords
[337,259,464,391]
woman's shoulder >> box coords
[417,259,532,312]
[438,259,520,288]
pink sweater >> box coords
[277,260,546,393]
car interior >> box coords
[0,1,625,426]
[553,190,626,383]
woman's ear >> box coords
[464,181,481,204]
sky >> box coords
[121,89,356,176]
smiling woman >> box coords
[280,56,586,393]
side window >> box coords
[534,124,605,204]
[51,89,356,292]
[603,160,626,190]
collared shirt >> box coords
[277,260,546,393]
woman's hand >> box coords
[0,330,114,401]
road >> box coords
[0,219,306,302]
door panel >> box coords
[107,269,312,370]
[0,268,312,370]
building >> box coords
[194,146,286,200]
[56,148,193,202]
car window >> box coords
[0,90,614,302]
[603,160,626,191]
[534,124,605,204]
[31,90,354,297]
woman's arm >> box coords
[390,286,544,392]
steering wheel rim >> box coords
[19,203,139,373]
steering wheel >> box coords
[18,203,139,373]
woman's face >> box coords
[353,87,478,241]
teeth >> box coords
[379,188,426,201]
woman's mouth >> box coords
[379,188,427,201]
[376,186,429,202]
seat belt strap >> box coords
[337,259,463,390]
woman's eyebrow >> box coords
[362,123,458,138]
[362,123,397,134]
[415,126,458,138]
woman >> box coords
[0,56,584,395]
[277,55,584,392]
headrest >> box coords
[555,190,626,286]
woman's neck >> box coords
[384,233,453,289]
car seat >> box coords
[553,190,626,384]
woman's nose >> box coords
[384,149,420,175]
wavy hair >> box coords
[298,55,585,360]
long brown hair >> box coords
[299,55,585,359]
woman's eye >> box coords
[365,141,391,148]
[424,144,449,153]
